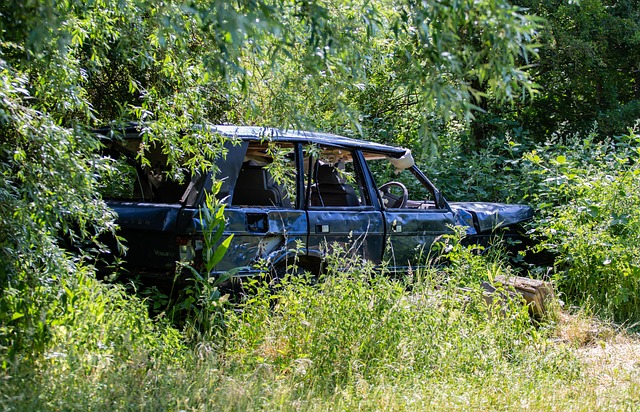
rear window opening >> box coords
[96,140,191,204]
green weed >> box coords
[5,241,640,411]
[222,243,577,394]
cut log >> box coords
[481,275,555,318]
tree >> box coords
[512,0,640,138]
[239,0,540,153]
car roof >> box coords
[95,124,409,159]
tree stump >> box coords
[481,275,555,318]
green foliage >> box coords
[0,99,116,359]
[418,133,533,202]
[0,0,542,363]
[524,131,640,321]
[239,0,540,144]
[3,0,640,408]
[426,0,640,151]
[169,184,235,340]
[200,186,235,274]
[512,0,640,139]
[0,244,608,410]
[1,269,188,410]
[49,270,185,366]
[94,156,137,199]
[432,225,518,286]
[435,126,640,321]
[548,169,640,321]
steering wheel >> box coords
[378,181,408,208]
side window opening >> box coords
[304,145,370,208]
[363,152,439,210]
[96,155,138,200]
[230,141,296,208]
[231,161,292,207]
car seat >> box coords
[310,164,360,206]
[232,164,291,207]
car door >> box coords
[382,207,456,270]
[304,145,385,266]
[208,140,308,276]
[360,155,456,271]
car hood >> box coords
[448,202,534,233]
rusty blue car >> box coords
[96,125,534,281]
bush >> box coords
[536,166,640,321]
[524,130,640,321]
[421,125,640,322]
[0,240,583,410]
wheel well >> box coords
[273,255,323,277]
[297,255,323,276]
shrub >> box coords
[423,126,640,322]
[537,166,640,321]
[1,239,583,410]
[525,130,640,321]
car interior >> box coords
[309,163,360,207]
[99,139,192,204]
[231,162,292,207]
[98,137,437,210]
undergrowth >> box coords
[428,126,640,322]
[223,244,578,391]
[1,239,597,411]
[524,129,640,322]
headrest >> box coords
[316,164,345,184]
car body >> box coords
[95,125,534,281]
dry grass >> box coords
[555,311,618,346]
[550,310,640,410]
[555,310,640,373]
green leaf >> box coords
[11,312,24,321]
[206,234,235,271]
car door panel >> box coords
[306,208,384,263]
[383,209,456,270]
[215,207,308,274]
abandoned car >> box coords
[95,125,535,281]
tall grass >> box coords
[3,210,640,404]
[4,242,611,411]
